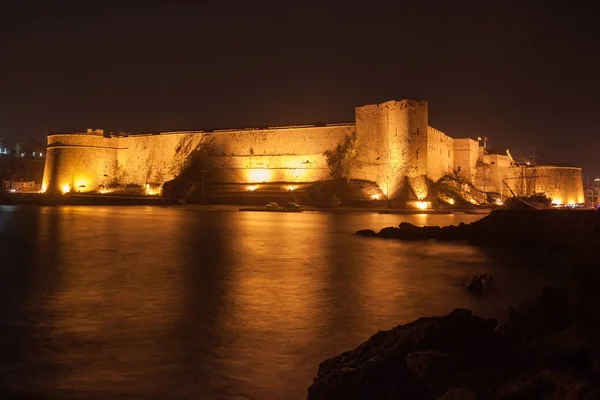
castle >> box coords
[42,99,585,206]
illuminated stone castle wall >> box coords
[43,134,120,193]
[453,138,479,183]
[427,126,454,182]
[42,99,585,205]
[529,165,584,205]
[473,154,584,206]
[353,100,428,198]
[43,125,354,193]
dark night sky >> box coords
[1,1,598,178]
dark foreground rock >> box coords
[357,210,600,247]
[308,286,600,400]
[464,273,494,294]
[356,229,377,237]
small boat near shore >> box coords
[239,201,302,212]
[239,207,302,213]
[464,208,492,215]
[378,210,452,215]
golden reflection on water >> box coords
[36,207,188,397]
[0,206,553,400]
[223,213,327,394]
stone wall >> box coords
[353,103,389,191]
[44,100,434,200]
[118,125,353,185]
[426,126,454,182]
[475,153,516,197]
[42,125,353,193]
[453,138,478,183]
[531,165,585,205]
[41,100,585,205]
[42,134,119,193]
[354,100,428,199]
[473,160,585,205]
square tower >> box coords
[354,100,429,200]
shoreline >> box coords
[308,283,600,399]
[0,193,497,214]
[356,209,600,248]
[308,210,600,399]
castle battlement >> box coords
[41,100,584,205]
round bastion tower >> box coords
[42,130,119,194]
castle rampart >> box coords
[41,99,586,206]
[43,134,120,193]
[42,125,354,194]
[453,138,479,183]
[427,126,454,182]
[354,100,428,199]
[530,165,584,206]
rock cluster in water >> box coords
[464,273,494,294]
[356,209,600,247]
[308,285,600,399]
[313,210,600,399]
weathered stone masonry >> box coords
[42,99,585,205]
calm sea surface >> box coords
[0,206,558,399]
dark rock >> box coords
[487,369,600,399]
[496,305,523,339]
[529,327,591,370]
[378,227,401,239]
[465,274,493,294]
[307,308,511,400]
[399,222,421,231]
[397,222,442,240]
[406,350,463,386]
[355,229,377,237]
[449,308,472,318]
[438,388,476,400]
[309,284,600,399]
[357,210,600,247]
[439,225,463,240]
[589,341,600,373]
[539,286,569,331]
[567,267,600,338]
[496,286,575,343]
[466,277,483,294]
[421,226,442,239]
[486,318,499,330]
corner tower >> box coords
[42,132,119,194]
[354,100,429,200]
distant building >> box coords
[585,178,600,209]
[2,180,37,191]
[15,140,46,159]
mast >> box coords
[481,136,487,203]
[519,149,525,196]
[531,146,538,194]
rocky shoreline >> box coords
[308,210,600,399]
[356,209,600,247]
[308,283,600,399]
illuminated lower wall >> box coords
[42,134,119,193]
[453,138,478,183]
[473,160,585,205]
[474,153,516,197]
[117,125,353,186]
[41,100,584,204]
[532,166,585,205]
[354,100,429,200]
[42,125,353,192]
[426,126,454,182]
